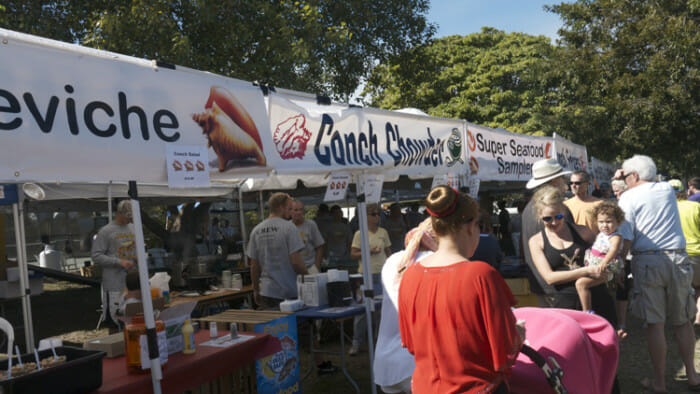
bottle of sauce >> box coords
[182,319,196,354]
[124,314,168,373]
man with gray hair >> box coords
[91,200,136,332]
[248,192,308,310]
[615,154,699,392]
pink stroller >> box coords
[509,308,619,394]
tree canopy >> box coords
[363,28,556,135]
[542,0,699,177]
[0,0,435,100]
[364,1,698,177]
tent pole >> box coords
[13,200,34,351]
[128,181,162,394]
[107,181,113,220]
[355,173,378,394]
[258,190,264,219]
[237,185,248,266]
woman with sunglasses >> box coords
[398,186,524,393]
[528,185,618,322]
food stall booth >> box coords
[0,27,283,393]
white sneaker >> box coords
[348,344,359,356]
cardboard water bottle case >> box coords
[296,272,329,306]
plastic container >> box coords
[124,314,166,373]
[0,347,106,394]
[150,287,161,299]
[182,319,196,354]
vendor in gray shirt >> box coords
[292,199,325,274]
[248,193,308,310]
[91,200,136,331]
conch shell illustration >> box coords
[192,102,266,171]
[192,86,266,171]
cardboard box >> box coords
[123,297,166,316]
[0,276,43,298]
[296,273,328,306]
[84,333,125,358]
[0,259,17,281]
[505,277,530,296]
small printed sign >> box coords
[166,145,211,188]
[447,173,460,188]
[431,174,448,189]
[324,173,350,202]
[467,178,480,199]
[431,173,460,190]
[363,175,384,203]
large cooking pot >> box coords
[188,255,218,276]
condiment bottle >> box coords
[150,287,161,299]
[124,314,147,373]
[124,314,167,373]
[182,319,196,354]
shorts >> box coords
[630,251,696,325]
[380,377,411,393]
[689,255,700,288]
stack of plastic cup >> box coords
[232,274,243,290]
[221,270,232,289]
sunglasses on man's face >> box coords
[541,213,565,222]
[569,181,586,186]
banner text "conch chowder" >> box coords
[314,115,445,167]
[0,86,180,142]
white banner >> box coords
[589,156,616,187]
[553,133,588,173]
[465,124,553,181]
[0,29,271,184]
[268,93,467,177]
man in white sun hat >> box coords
[521,158,573,307]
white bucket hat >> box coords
[526,158,572,189]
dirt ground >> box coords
[4,280,700,393]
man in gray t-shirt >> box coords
[91,200,136,330]
[292,200,325,273]
[247,193,307,309]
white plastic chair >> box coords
[0,317,15,378]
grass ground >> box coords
[4,280,700,393]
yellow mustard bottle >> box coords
[182,319,195,354]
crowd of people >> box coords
[89,155,700,393]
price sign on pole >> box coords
[324,173,351,202]
[363,175,384,203]
[431,174,448,189]
[467,178,480,200]
[447,173,460,189]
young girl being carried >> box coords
[576,201,626,335]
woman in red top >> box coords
[398,186,524,393]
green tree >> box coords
[544,0,699,177]
[0,0,435,100]
[363,28,557,134]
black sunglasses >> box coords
[569,181,586,186]
[542,213,565,222]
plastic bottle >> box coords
[124,314,167,373]
[182,319,196,354]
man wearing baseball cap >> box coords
[521,158,573,307]
[91,200,136,332]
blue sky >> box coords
[427,0,565,40]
